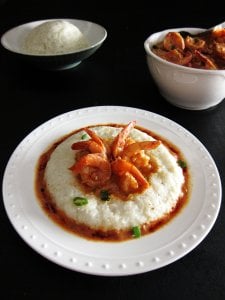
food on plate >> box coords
[35,122,190,241]
[23,20,89,55]
[151,28,225,69]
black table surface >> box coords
[1,0,225,299]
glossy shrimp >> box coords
[70,122,160,195]
[194,50,217,69]
[112,122,160,179]
[111,120,136,158]
[211,29,225,62]
[214,42,225,59]
[163,32,185,51]
[69,153,111,188]
[71,128,107,155]
[212,28,225,43]
[111,158,149,194]
[153,48,192,66]
[185,36,205,50]
[121,140,160,175]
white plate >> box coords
[2,106,222,276]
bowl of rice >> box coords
[1,18,107,70]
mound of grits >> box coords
[43,125,185,232]
[23,20,89,55]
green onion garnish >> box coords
[73,197,88,206]
[100,190,110,201]
[132,226,141,238]
[177,160,187,169]
[81,133,88,140]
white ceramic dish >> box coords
[1,18,107,70]
[2,106,221,276]
[144,27,225,110]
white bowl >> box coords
[144,27,225,110]
[1,18,107,70]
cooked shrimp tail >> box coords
[111,120,136,158]
[84,128,105,150]
[121,141,160,160]
[194,50,217,70]
[71,128,106,154]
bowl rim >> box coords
[144,27,225,74]
[0,18,108,57]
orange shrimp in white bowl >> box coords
[144,27,225,110]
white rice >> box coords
[23,20,89,55]
[44,126,185,230]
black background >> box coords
[0,0,225,299]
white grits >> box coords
[44,126,185,230]
[23,20,89,55]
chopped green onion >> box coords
[100,190,110,201]
[81,133,88,140]
[73,197,88,206]
[177,160,187,169]
[132,226,141,238]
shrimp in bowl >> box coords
[35,122,189,241]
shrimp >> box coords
[163,32,185,51]
[212,28,225,43]
[194,50,217,70]
[71,128,107,155]
[121,141,160,174]
[214,42,225,59]
[165,49,193,65]
[154,48,192,66]
[111,158,149,194]
[70,122,157,195]
[121,141,160,158]
[111,120,136,158]
[185,36,205,50]
[69,153,111,188]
